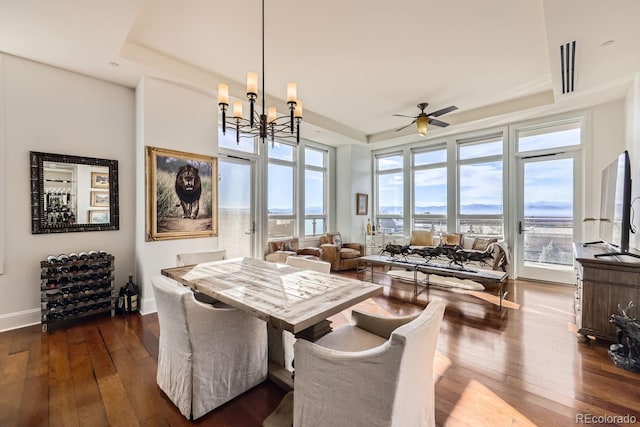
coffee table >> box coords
[358,254,509,309]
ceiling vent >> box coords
[560,41,576,94]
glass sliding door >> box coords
[218,157,256,258]
[514,120,583,284]
[516,154,578,283]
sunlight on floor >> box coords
[448,380,537,426]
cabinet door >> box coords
[582,280,638,339]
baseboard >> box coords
[0,308,41,333]
[0,299,157,333]
[140,296,156,315]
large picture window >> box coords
[413,146,447,233]
[375,153,404,235]
[304,147,327,237]
[457,135,504,236]
[268,143,296,238]
[267,141,330,239]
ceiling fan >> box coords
[393,103,458,136]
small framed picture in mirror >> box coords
[89,210,110,224]
[91,171,109,189]
[91,191,109,207]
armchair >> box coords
[151,276,268,420]
[293,299,446,427]
[319,232,364,271]
[265,237,321,264]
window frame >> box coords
[302,145,328,237]
[456,132,506,237]
[374,151,405,235]
[412,144,448,233]
[267,141,297,239]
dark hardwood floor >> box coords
[1,268,639,426]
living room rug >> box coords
[262,391,293,427]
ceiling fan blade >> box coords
[428,118,450,127]
[426,105,458,117]
[392,114,418,119]
[395,120,416,132]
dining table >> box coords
[161,256,384,389]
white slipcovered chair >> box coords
[176,249,226,266]
[151,275,267,420]
[285,256,331,274]
[293,299,446,427]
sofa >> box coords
[319,232,364,271]
[264,237,322,264]
[404,230,509,271]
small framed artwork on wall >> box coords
[356,193,368,215]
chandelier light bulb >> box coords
[218,84,229,105]
[287,83,297,103]
[246,72,258,95]
[233,101,243,118]
[267,107,277,123]
[294,101,303,119]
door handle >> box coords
[519,221,531,234]
[245,220,256,235]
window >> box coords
[413,146,447,233]
[457,135,504,236]
[304,147,327,236]
[267,141,331,239]
[218,127,257,154]
[517,122,581,153]
[375,153,404,235]
[268,142,295,238]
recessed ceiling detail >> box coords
[560,40,576,94]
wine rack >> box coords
[40,251,115,332]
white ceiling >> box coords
[1,0,639,147]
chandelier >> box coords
[217,0,303,146]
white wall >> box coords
[0,54,136,331]
[0,54,6,275]
[335,144,371,243]
[135,76,219,315]
[625,72,640,250]
[583,101,627,242]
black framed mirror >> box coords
[30,151,119,234]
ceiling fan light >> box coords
[416,115,429,136]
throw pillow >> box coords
[332,233,343,247]
[472,237,498,251]
[283,242,293,251]
[411,230,434,246]
[441,233,462,246]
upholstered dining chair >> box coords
[175,249,226,266]
[293,299,446,427]
[285,256,331,274]
[151,276,267,420]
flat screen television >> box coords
[595,150,638,258]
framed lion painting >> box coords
[145,146,218,241]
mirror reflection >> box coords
[31,151,119,234]
[43,162,110,226]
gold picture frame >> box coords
[91,171,109,189]
[88,210,110,224]
[90,191,109,207]
[145,146,218,241]
[356,193,368,215]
